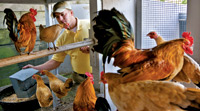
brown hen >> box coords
[39,24,65,50]
[73,72,111,111]
[40,70,73,99]
[101,72,200,111]
[32,74,53,108]
[147,31,200,87]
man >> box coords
[23,1,92,84]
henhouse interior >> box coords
[0,0,200,111]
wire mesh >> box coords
[141,0,187,48]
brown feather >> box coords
[102,73,200,111]
[33,75,53,107]
[73,78,97,111]
[149,33,200,86]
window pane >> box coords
[142,0,187,48]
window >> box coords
[140,0,187,48]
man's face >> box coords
[54,9,72,29]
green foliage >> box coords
[160,0,165,2]
[0,29,12,45]
[182,0,187,4]
[0,78,11,87]
[0,46,19,87]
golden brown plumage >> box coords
[101,72,200,111]
[147,31,200,87]
[118,38,189,83]
[93,8,193,83]
[73,72,111,111]
[32,74,53,107]
[3,8,37,54]
[73,77,97,111]
[41,70,73,99]
[39,24,65,50]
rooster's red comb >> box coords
[85,72,94,84]
[29,8,37,16]
[182,32,193,47]
[100,71,104,76]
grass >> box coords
[61,73,73,78]
[0,46,19,87]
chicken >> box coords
[32,74,53,108]
[92,8,193,83]
[73,72,111,111]
[3,8,37,55]
[147,31,200,87]
[101,72,200,111]
[40,70,73,99]
[39,24,67,50]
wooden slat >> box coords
[0,0,75,4]
[0,39,94,68]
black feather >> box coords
[95,97,111,111]
[92,8,134,64]
[3,8,18,42]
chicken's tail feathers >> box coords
[64,78,73,89]
[39,24,44,31]
[92,8,134,64]
[95,97,111,111]
[181,88,200,110]
[3,8,18,42]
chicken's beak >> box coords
[32,75,35,79]
[59,23,64,28]
[40,70,45,75]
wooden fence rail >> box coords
[0,39,94,68]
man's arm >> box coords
[22,59,62,71]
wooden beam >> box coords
[0,0,76,4]
[0,39,94,68]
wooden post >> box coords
[89,0,102,92]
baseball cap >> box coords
[51,1,72,18]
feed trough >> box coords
[0,85,40,111]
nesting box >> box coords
[9,68,39,98]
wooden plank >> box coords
[0,39,94,68]
[0,0,46,4]
[0,0,75,4]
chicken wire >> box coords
[141,0,187,49]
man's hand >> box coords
[22,64,36,69]
[80,46,90,53]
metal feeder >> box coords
[9,68,39,98]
